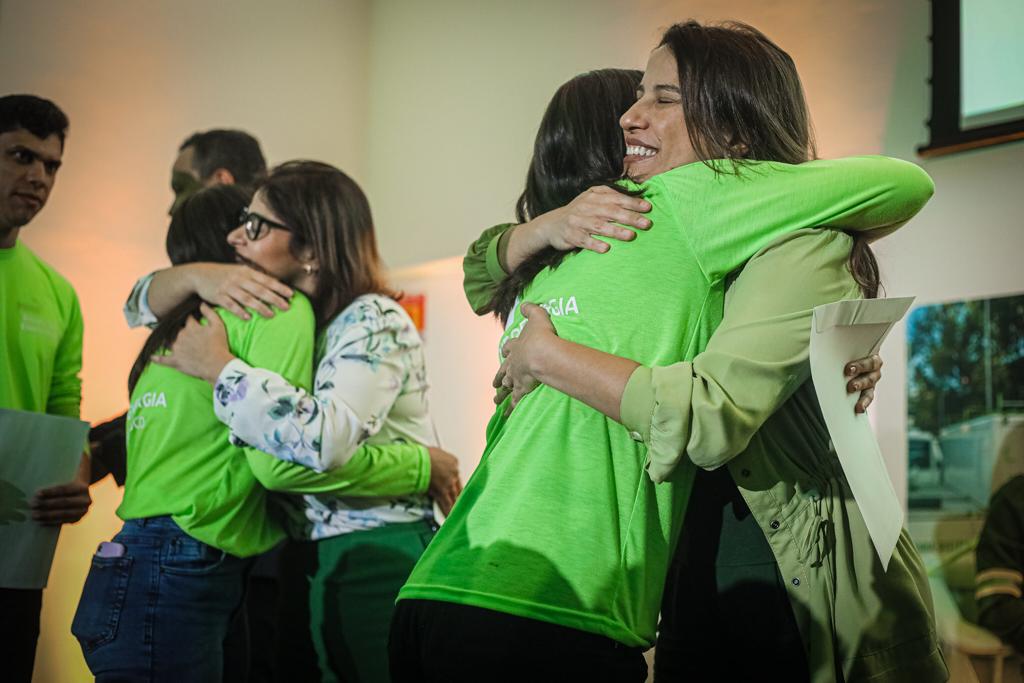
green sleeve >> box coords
[234,298,432,497]
[656,155,934,282]
[47,289,83,418]
[620,228,861,482]
[247,441,431,496]
[463,223,515,315]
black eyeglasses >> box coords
[238,208,290,241]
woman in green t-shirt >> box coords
[72,184,323,681]
[389,20,943,682]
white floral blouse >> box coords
[126,279,438,539]
[215,294,438,538]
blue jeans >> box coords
[72,516,253,682]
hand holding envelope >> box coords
[0,409,89,589]
[809,297,915,570]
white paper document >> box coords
[0,408,89,589]
[809,297,914,570]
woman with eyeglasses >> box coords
[114,161,459,683]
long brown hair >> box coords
[259,161,397,328]
[488,69,644,321]
[659,20,879,297]
[129,185,250,393]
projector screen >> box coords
[960,0,1024,130]
[919,0,1024,157]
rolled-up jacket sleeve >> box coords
[463,223,515,315]
[620,229,862,483]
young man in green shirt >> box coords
[0,94,91,683]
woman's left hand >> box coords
[845,353,883,414]
[493,303,558,412]
[153,303,236,384]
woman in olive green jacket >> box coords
[463,25,947,682]
[468,223,945,681]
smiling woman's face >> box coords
[619,46,699,182]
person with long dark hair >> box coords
[390,21,944,681]
[123,161,460,683]
[72,184,319,681]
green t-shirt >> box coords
[118,294,316,557]
[400,156,936,647]
[0,241,83,417]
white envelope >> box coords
[809,297,914,570]
[0,408,89,589]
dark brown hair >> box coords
[659,20,879,297]
[179,129,267,188]
[490,69,643,320]
[259,161,397,328]
[129,185,250,393]
[0,94,69,148]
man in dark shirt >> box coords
[976,473,1024,656]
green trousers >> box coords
[279,519,436,683]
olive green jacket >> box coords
[463,224,947,682]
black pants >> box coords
[0,588,43,683]
[223,546,285,683]
[655,467,810,682]
[389,600,648,682]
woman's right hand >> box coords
[845,353,883,414]
[186,263,294,320]
[504,186,652,271]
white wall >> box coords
[390,258,505,485]
[365,0,658,269]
